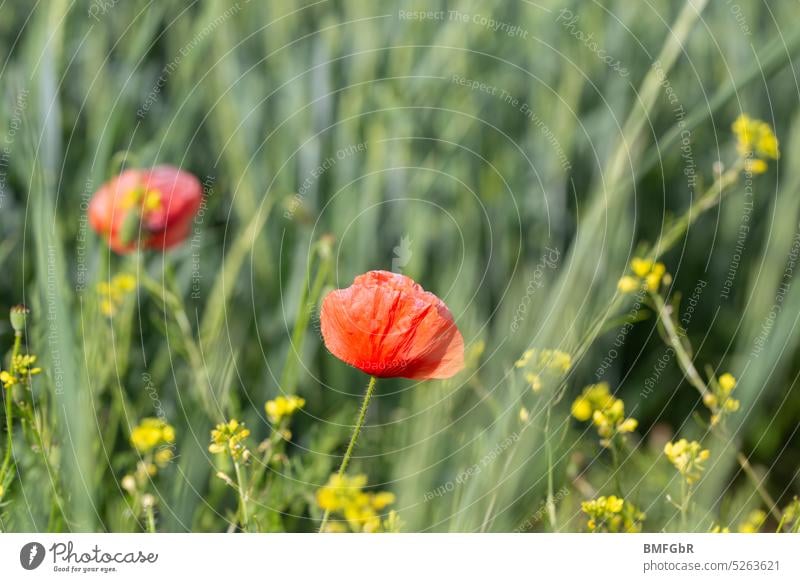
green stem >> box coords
[234,461,249,530]
[0,333,22,487]
[654,289,783,523]
[680,480,691,531]
[648,164,742,260]
[544,406,557,531]
[652,293,709,398]
[25,407,68,528]
[319,376,377,532]
[280,247,331,394]
[145,505,156,533]
[610,438,625,497]
[139,267,218,421]
[734,450,782,523]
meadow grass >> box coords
[1,0,799,533]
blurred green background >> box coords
[1,0,799,532]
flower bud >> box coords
[9,304,29,334]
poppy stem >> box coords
[319,375,377,532]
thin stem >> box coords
[610,438,625,497]
[0,333,22,486]
[234,461,249,530]
[648,164,742,260]
[573,164,742,378]
[544,406,557,531]
[654,290,783,522]
[651,293,709,398]
[25,407,68,527]
[735,451,782,523]
[319,376,377,532]
[680,479,690,531]
[145,505,156,533]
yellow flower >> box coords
[525,373,543,393]
[625,258,667,293]
[131,418,176,454]
[718,373,736,394]
[515,349,534,368]
[519,406,530,423]
[724,399,740,412]
[572,383,636,445]
[514,349,572,396]
[0,371,15,390]
[515,349,572,393]
[664,439,710,484]
[265,395,306,424]
[571,397,593,422]
[732,114,779,164]
[539,349,572,373]
[97,273,138,317]
[209,419,250,461]
[371,491,396,510]
[316,473,397,532]
[571,383,612,421]
[710,524,730,533]
[744,158,768,174]
[1,353,43,389]
[630,258,653,278]
[704,373,740,426]
[582,495,644,533]
[617,276,639,294]
[737,508,767,533]
[645,262,666,292]
[779,496,800,531]
[154,448,174,467]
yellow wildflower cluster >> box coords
[737,508,767,533]
[618,258,667,294]
[316,473,399,533]
[732,114,779,174]
[515,348,572,393]
[98,273,137,317]
[581,495,644,533]
[130,418,175,469]
[131,418,175,454]
[265,395,305,424]
[703,372,740,426]
[123,418,176,500]
[209,419,251,462]
[664,439,710,484]
[0,353,43,389]
[709,524,730,533]
[571,383,637,447]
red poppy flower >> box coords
[320,270,464,379]
[89,165,202,253]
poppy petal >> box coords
[320,271,464,380]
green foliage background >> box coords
[1,0,799,532]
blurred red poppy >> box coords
[89,165,202,253]
[320,270,464,380]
